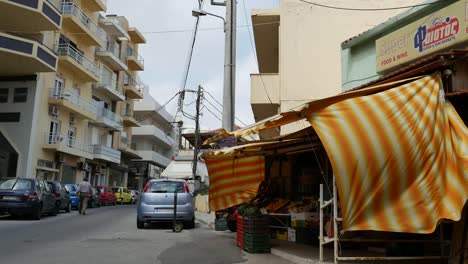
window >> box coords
[13,88,27,103]
[0,88,8,103]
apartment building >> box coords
[250,0,424,137]
[128,86,178,190]
[0,0,146,187]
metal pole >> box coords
[222,0,236,132]
[192,86,202,179]
[333,175,338,264]
[320,184,324,262]
[172,191,178,232]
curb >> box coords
[271,248,331,264]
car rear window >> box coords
[64,185,76,192]
[0,179,33,190]
[147,181,184,193]
[112,187,120,193]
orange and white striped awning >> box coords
[307,74,467,233]
[205,156,265,211]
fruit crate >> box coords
[236,216,244,248]
[243,233,271,254]
[215,219,228,231]
[243,216,269,234]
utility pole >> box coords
[192,85,202,179]
[222,0,236,132]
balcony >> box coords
[81,0,106,12]
[93,144,120,164]
[96,41,127,71]
[121,108,140,127]
[61,2,106,46]
[43,133,93,160]
[91,106,124,131]
[118,136,141,159]
[48,88,97,120]
[0,32,57,75]
[137,150,171,167]
[0,0,61,32]
[128,27,146,44]
[250,73,280,122]
[123,76,144,99]
[126,48,144,71]
[99,16,129,39]
[133,125,176,149]
[92,74,125,101]
[57,44,100,82]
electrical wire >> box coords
[296,0,447,11]
[202,95,248,127]
[203,90,249,126]
[134,92,180,122]
[202,104,223,122]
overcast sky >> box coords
[107,0,279,130]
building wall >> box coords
[252,0,427,135]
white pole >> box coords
[222,0,236,131]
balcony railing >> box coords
[49,87,97,114]
[97,73,123,94]
[123,75,144,92]
[46,0,62,11]
[57,44,100,78]
[126,47,144,65]
[61,2,106,41]
[46,132,93,154]
[97,106,123,130]
[98,40,122,60]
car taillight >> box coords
[143,182,151,192]
[184,183,190,193]
[28,192,38,201]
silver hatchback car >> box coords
[137,179,194,229]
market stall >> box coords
[202,74,467,262]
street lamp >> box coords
[191,3,236,132]
[192,9,226,26]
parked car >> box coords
[0,178,59,220]
[96,186,116,206]
[129,190,140,204]
[64,184,79,209]
[112,187,132,204]
[88,187,101,208]
[137,179,194,229]
[47,181,71,213]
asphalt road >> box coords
[0,205,291,264]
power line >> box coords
[134,92,180,122]
[202,104,222,122]
[296,0,446,11]
[3,21,282,36]
[203,95,248,126]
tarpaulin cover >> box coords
[307,74,467,233]
[205,156,265,211]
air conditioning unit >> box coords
[80,162,91,172]
[69,115,76,124]
[49,106,60,117]
[55,153,65,163]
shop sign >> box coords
[376,0,468,73]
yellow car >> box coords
[112,187,133,204]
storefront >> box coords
[203,72,467,262]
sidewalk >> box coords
[195,211,334,264]
[195,210,215,228]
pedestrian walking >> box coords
[77,177,92,215]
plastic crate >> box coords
[236,216,244,248]
[215,219,228,231]
[243,216,269,234]
[243,233,271,251]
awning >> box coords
[205,156,265,211]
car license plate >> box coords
[156,208,173,213]
[3,196,19,201]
